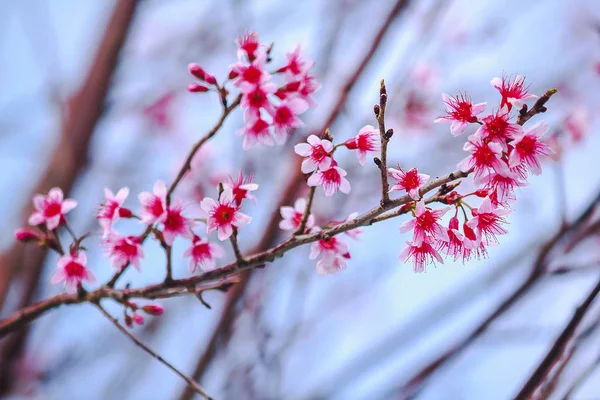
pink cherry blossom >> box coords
[28,188,77,231]
[479,170,527,206]
[508,121,554,175]
[344,125,381,166]
[51,252,95,291]
[309,234,349,260]
[490,74,537,111]
[236,32,262,61]
[474,107,522,150]
[236,115,274,150]
[457,134,509,178]
[467,197,511,244]
[269,97,309,141]
[103,234,144,271]
[231,51,270,92]
[138,181,167,225]
[400,200,450,244]
[294,135,333,173]
[223,171,259,206]
[184,236,225,273]
[307,165,351,197]
[240,81,276,120]
[97,187,130,237]
[436,216,474,262]
[315,253,348,276]
[434,93,486,136]
[15,228,43,243]
[278,46,314,76]
[279,198,314,231]
[399,237,443,273]
[388,167,430,200]
[162,201,194,246]
[201,189,252,241]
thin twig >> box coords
[165,245,173,282]
[517,88,558,125]
[229,227,244,263]
[294,186,316,235]
[374,79,391,204]
[94,303,213,400]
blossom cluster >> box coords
[396,74,553,272]
[189,32,320,150]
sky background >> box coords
[1,0,600,399]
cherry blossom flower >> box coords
[162,201,194,246]
[103,234,144,271]
[279,198,314,231]
[490,75,537,111]
[436,216,474,262]
[467,197,510,244]
[184,236,225,273]
[224,171,259,206]
[236,115,274,150]
[457,134,509,178]
[240,81,276,120]
[479,170,527,206]
[388,167,430,200]
[231,51,270,92]
[564,108,589,144]
[294,135,333,173]
[336,212,363,240]
[344,125,381,165]
[143,93,174,131]
[434,93,486,136]
[28,188,77,231]
[399,237,443,273]
[269,97,309,141]
[236,32,262,61]
[399,200,450,243]
[307,164,351,196]
[474,107,522,150]
[51,252,95,291]
[315,253,348,276]
[15,228,43,243]
[97,187,130,237]
[201,189,252,240]
[278,46,314,76]
[309,234,349,260]
[138,181,167,225]
[508,121,554,175]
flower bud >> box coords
[188,63,206,80]
[474,189,488,198]
[187,83,209,93]
[374,104,380,117]
[118,208,133,218]
[125,314,133,327]
[132,313,144,325]
[204,73,217,85]
[15,228,41,243]
[343,138,358,150]
[142,304,164,316]
[228,70,239,80]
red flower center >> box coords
[401,169,420,190]
[320,237,337,250]
[311,145,329,162]
[64,261,86,278]
[292,211,303,227]
[322,168,341,184]
[114,239,138,258]
[44,202,62,218]
[516,136,536,156]
[485,116,509,140]
[274,106,294,125]
[249,89,267,108]
[165,210,184,230]
[473,144,497,167]
[149,197,164,217]
[250,119,269,135]
[192,242,211,259]
[214,204,236,224]
[243,65,262,84]
[356,134,375,152]
[232,188,247,205]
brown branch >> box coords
[514,277,600,399]
[0,0,138,395]
[229,228,245,263]
[374,79,392,204]
[294,186,316,235]
[517,88,558,125]
[94,303,213,400]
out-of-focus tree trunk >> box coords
[0,0,138,394]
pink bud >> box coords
[15,228,41,243]
[188,63,206,80]
[119,208,133,218]
[474,189,488,198]
[228,70,239,80]
[188,83,209,93]
[125,314,133,327]
[344,138,358,150]
[204,73,217,85]
[283,81,300,92]
[142,304,164,316]
[132,313,144,325]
